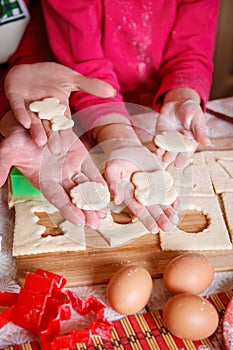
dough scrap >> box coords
[207,97,233,118]
[132,170,177,206]
[59,220,85,247]
[221,192,233,242]
[29,97,74,131]
[203,150,233,194]
[154,130,195,153]
[97,212,148,246]
[160,196,232,251]
[166,152,215,198]
[70,182,110,210]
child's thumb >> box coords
[74,74,116,98]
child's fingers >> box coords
[127,198,159,234]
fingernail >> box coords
[90,225,98,230]
[74,220,85,226]
[110,88,117,98]
[99,212,107,219]
[114,198,123,206]
[151,224,159,234]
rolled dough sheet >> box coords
[203,150,233,194]
[160,196,232,251]
[166,152,215,197]
[207,97,233,118]
[221,192,233,242]
[13,200,86,256]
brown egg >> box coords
[163,293,219,340]
[163,253,214,295]
[106,265,153,315]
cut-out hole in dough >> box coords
[111,206,135,224]
[35,212,64,237]
[177,210,209,233]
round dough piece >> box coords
[154,130,195,153]
[70,182,110,210]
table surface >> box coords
[1,106,233,349]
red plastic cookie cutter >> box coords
[0,269,113,349]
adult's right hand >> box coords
[4,62,115,148]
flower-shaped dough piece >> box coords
[29,97,74,131]
[51,114,74,131]
[132,170,177,206]
[154,130,195,153]
[70,182,110,210]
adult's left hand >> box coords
[0,111,107,228]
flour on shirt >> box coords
[113,0,153,77]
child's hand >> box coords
[155,88,210,167]
[4,62,115,150]
[101,138,179,234]
[0,111,107,228]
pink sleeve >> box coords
[0,73,10,121]
[153,0,220,111]
[41,0,131,132]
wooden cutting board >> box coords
[15,207,233,287]
[14,136,233,287]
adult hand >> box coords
[101,138,179,234]
[4,62,115,150]
[0,111,107,228]
[155,88,210,167]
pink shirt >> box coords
[42,0,220,131]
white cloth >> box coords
[0,0,30,64]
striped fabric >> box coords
[1,290,231,350]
